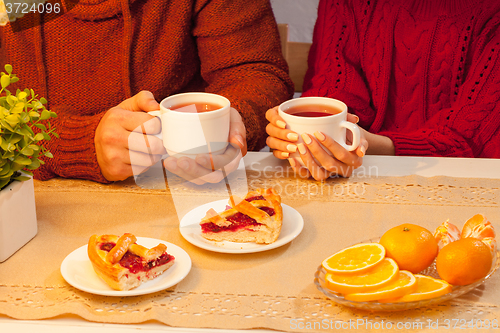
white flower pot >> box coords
[0,177,37,262]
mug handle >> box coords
[339,121,361,151]
[147,110,163,139]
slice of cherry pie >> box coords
[200,188,283,244]
[88,233,175,291]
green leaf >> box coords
[9,135,22,145]
[14,156,32,165]
[40,110,51,120]
[10,77,19,84]
[22,147,34,156]
[28,144,40,151]
[34,123,47,131]
[53,132,60,139]
[29,111,41,118]
[1,120,15,132]
[1,74,10,89]
[22,169,33,176]
[0,179,9,190]
[34,133,45,141]
[0,163,10,175]
[44,151,54,158]
[50,112,57,118]
[6,95,17,106]
[5,114,19,127]
[5,64,12,74]
[40,97,47,104]
[17,91,27,100]
[13,175,30,182]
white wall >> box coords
[270,0,319,43]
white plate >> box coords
[60,237,192,296]
[179,199,304,253]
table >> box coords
[1,152,499,332]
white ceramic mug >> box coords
[149,92,230,159]
[278,97,360,165]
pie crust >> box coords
[88,233,175,291]
[200,188,283,244]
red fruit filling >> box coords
[99,242,174,273]
[201,205,275,233]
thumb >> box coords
[118,90,160,112]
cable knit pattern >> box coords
[303,0,500,158]
[0,0,293,182]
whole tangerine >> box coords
[436,237,492,286]
[379,224,438,274]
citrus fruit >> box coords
[434,219,461,250]
[436,237,492,285]
[461,214,495,240]
[381,274,452,303]
[322,243,386,274]
[344,270,417,302]
[325,258,399,294]
[379,223,438,273]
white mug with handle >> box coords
[148,92,230,159]
[278,97,361,166]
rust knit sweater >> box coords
[0,0,293,182]
[303,0,500,158]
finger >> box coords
[228,108,247,156]
[128,131,166,155]
[118,90,160,112]
[266,122,299,142]
[164,157,226,185]
[356,137,368,157]
[296,143,330,181]
[302,133,354,177]
[107,108,162,134]
[272,149,291,160]
[313,131,363,168]
[265,106,287,129]
[347,113,360,124]
[288,157,312,179]
[266,136,297,157]
[195,144,242,171]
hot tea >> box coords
[284,104,342,117]
[170,102,223,113]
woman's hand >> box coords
[265,106,369,181]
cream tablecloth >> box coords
[0,162,499,332]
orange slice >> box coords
[381,274,452,303]
[344,270,417,302]
[325,258,399,294]
[322,243,386,274]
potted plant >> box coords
[0,64,57,262]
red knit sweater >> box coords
[303,0,500,158]
[0,0,293,182]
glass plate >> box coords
[314,237,500,311]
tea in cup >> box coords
[149,92,230,159]
[278,97,360,165]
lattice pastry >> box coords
[88,233,175,291]
[200,188,283,244]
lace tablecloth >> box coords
[0,168,499,332]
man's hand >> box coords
[95,91,166,181]
[163,107,247,185]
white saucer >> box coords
[179,199,304,253]
[60,237,192,296]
